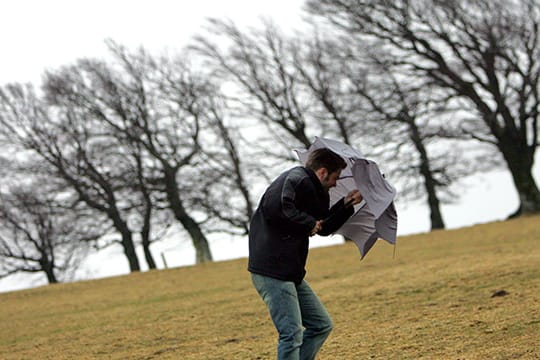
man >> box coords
[248,148,363,360]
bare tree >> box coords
[0,183,98,284]
[41,43,214,263]
[307,0,540,216]
[193,19,314,156]
[274,24,478,229]
[0,83,142,271]
[196,19,455,229]
[291,33,367,145]
[191,92,256,235]
[349,61,462,229]
[124,140,173,269]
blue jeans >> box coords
[251,273,333,360]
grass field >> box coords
[1,215,539,359]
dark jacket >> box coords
[248,166,354,284]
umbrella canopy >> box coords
[295,137,398,259]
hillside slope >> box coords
[1,215,539,359]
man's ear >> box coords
[315,167,328,181]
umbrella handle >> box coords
[344,198,355,208]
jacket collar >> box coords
[302,167,330,202]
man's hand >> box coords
[310,220,323,236]
[345,189,363,207]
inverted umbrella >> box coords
[295,137,398,259]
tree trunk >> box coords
[120,229,141,272]
[175,210,213,263]
[499,138,540,217]
[44,268,58,284]
[40,256,58,284]
[141,239,157,269]
[512,170,540,215]
[112,216,141,272]
[141,209,157,269]
[409,122,446,230]
[164,167,213,263]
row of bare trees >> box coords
[1,0,539,286]
[306,0,540,216]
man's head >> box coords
[305,148,347,191]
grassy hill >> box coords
[1,215,539,359]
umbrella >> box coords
[295,137,398,259]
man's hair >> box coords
[305,148,347,174]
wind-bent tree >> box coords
[196,19,465,229]
[347,59,468,230]
[42,43,214,263]
[269,24,471,229]
[0,83,142,271]
[307,0,540,216]
[123,140,173,269]
[0,183,99,284]
[194,19,314,156]
[192,92,257,235]
[105,43,214,263]
[291,33,366,146]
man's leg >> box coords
[296,280,333,360]
[251,273,303,360]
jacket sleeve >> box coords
[318,198,354,236]
[278,172,317,233]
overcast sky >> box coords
[0,1,538,292]
[0,0,305,85]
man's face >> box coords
[321,169,341,191]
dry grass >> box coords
[1,215,539,359]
